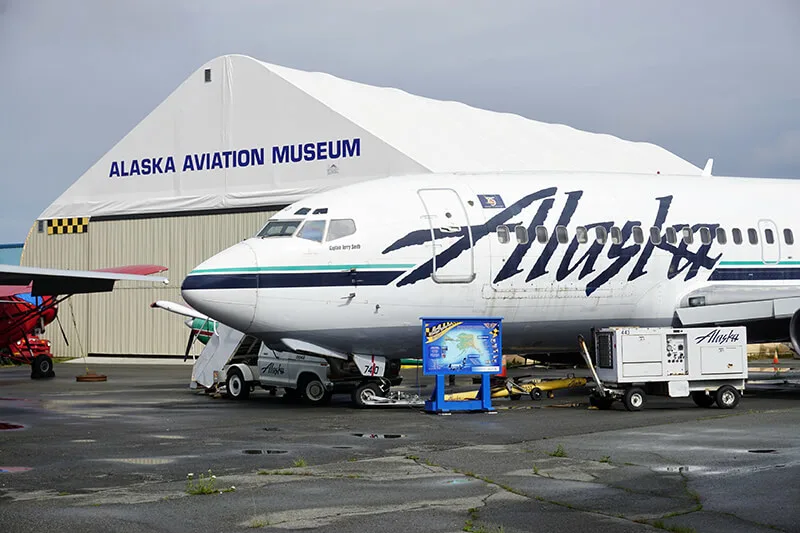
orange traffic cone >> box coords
[773,350,780,371]
[496,355,507,378]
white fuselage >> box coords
[182,171,800,358]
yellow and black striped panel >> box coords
[47,217,89,235]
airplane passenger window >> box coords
[700,227,712,245]
[515,225,529,244]
[732,228,743,244]
[535,226,548,244]
[556,225,569,244]
[326,219,357,241]
[610,226,622,245]
[576,226,588,244]
[257,219,302,238]
[716,227,727,245]
[297,220,327,242]
[595,226,607,244]
[649,227,662,245]
[496,225,510,244]
[665,227,677,244]
[784,228,794,245]
[748,228,758,245]
[764,228,775,244]
[632,226,644,244]
[682,227,694,244]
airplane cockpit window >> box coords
[665,227,677,244]
[610,226,622,245]
[649,227,662,244]
[257,219,302,238]
[294,207,311,215]
[748,228,758,245]
[535,226,548,244]
[632,226,644,244]
[716,227,727,245]
[784,229,794,245]
[515,225,529,244]
[326,219,357,241]
[732,228,743,244]
[297,220,327,242]
[595,226,607,244]
[313,208,329,215]
[682,227,694,244]
[765,228,775,244]
[699,227,712,245]
[496,225,510,244]
[576,226,588,244]
[556,226,569,244]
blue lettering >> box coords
[329,140,341,159]
[343,138,360,158]
[152,157,163,174]
[165,156,175,173]
[272,146,289,164]
[109,161,120,178]
[303,143,315,161]
[120,161,129,177]
[222,150,232,168]
[183,155,194,172]
[290,144,303,163]
[211,152,223,170]
[316,141,327,160]
[140,159,151,175]
[251,148,264,166]
[238,149,250,167]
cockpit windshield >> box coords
[257,220,302,238]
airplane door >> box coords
[417,188,475,283]
[758,219,780,264]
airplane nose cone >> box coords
[181,241,258,332]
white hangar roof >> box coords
[40,54,700,220]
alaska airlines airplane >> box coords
[181,170,800,373]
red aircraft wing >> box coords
[0,265,168,296]
[0,284,32,298]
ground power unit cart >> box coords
[581,326,748,411]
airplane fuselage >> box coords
[182,171,800,358]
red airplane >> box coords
[0,264,168,378]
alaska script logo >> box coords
[383,187,722,296]
[694,329,740,344]
[261,362,285,376]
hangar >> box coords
[22,54,700,358]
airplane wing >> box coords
[676,284,800,326]
[150,300,210,321]
[0,284,33,298]
[0,264,168,297]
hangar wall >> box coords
[21,209,276,358]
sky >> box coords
[0,0,798,243]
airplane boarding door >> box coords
[417,188,475,283]
[758,219,780,264]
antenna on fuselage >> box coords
[701,158,714,176]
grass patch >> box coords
[599,456,611,463]
[185,470,217,495]
[292,457,307,468]
[247,517,269,528]
[548,444,567,457]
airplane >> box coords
[180,169,800,398]
[0,264,169,378]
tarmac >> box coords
[0,361,798,533]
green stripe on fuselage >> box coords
[189,264,416,275]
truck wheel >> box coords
[31,355,54,379]
[623,387,645,412]
[691,391,715,408]
[299,376,331,406]
[714,385,740,409]
[226,370,249,400]
[352,382,381,408]
[530,387,543,401]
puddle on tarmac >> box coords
[0,422,25,431]
[0,466,32,473]
[748,449,777,454]
[352,433,404,439]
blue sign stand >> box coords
[421,317,503,414]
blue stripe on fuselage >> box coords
[709,267,800,281]
[181,271,406,291]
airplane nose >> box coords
[181,241,258,333]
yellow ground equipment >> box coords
[444,375,589,401]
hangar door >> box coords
[417,188,475,283]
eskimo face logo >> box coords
[384,186,722,296]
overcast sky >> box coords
[1,0,798,243]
